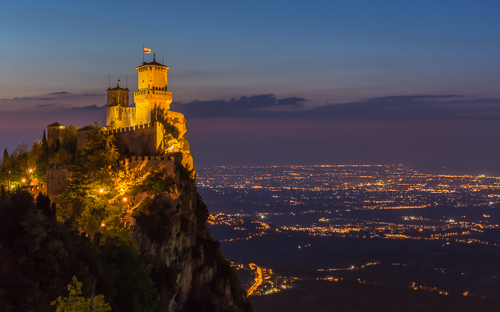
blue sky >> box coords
[1,0,500,173]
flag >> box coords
[144,47,151,54]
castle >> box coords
[106,55,172,129]
[46,55,193,202]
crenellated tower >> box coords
[134,54,173,125]
[106,82,132,128]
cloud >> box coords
[171,94,306,118]
[0,91,106,112]
[72,104,106,110]
[173,94,500,120]
[35,104,55,108]
[313,95,500,120]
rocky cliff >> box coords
[41,116,250,311]
[130,161,251,312]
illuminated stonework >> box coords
[106,55,173,129]
[47,54,194,203]
[102,54,193,170]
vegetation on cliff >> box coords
[0,126,251,312]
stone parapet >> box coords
[106,122,155,135]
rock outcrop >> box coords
[129,157,251,312]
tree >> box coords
[82,127,120,172]
[51,276,111,312]
[2,148,9,167]
[42,129,48,152]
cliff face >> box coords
[42,108,247,311]
[130,159,250,312]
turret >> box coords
[46,122,66,150]
[106,81,133,128]
[106,81,130,108]
[134,54,173,125]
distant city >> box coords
[197,164,499,210]
[197,165,500,308]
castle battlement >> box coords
[120,154,178,168]
[46,56,192,203]
[134,89,170,96]
[106,122,155,135]
[122,154,176,163]
[107,106,136,112]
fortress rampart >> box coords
[107,106,136,129]
[47,57,192,203]
[107,122,162,156]
[47,164,73,203]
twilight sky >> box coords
[1,0,500,174]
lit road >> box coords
[247,263,263,296]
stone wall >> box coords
[76,129,89,151]
[47,125,64,150]
[107,106,136,129]
[108,123,162,156]
[47,164,72,204]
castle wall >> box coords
[107,106,136,128]
[47,164,72,203]
[77,130,88,151]
[134,89,173,112]
[47,126,64,149]
[109,123,161,156]
[137,65,168,90]
[107,88,130,107]
[135,102,151,125]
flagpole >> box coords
[142,45,144,63]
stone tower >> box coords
[134,54,173,125]
[106,82,132,128]
[46,122,66,149]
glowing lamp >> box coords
[123,197,127,202]
[22,179,26,183]
[101,223,105,227]
[59,125,63,129]
[100,189,103,193]
[29,169,33,173]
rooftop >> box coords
[47,122,64,127]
